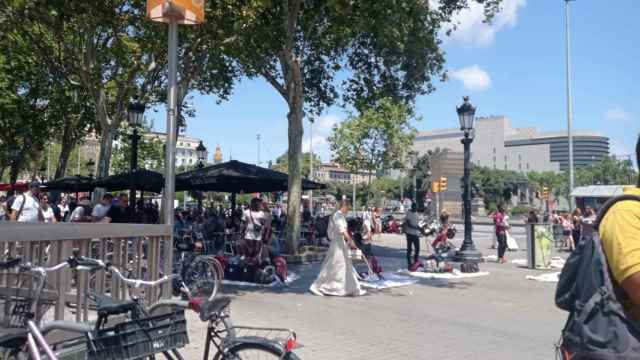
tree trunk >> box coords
[54,123,76,179]
[285,92,304,255]
[97,128,115,178]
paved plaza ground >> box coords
[183,225,567,359]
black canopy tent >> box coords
[176,160,326,193]
[176,160,326,209]
[92,169,167,193]
[43,175,96,193]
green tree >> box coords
[111,125,165,174]
[273,152,321,179]
[204,0,501,253]
[575,156,637,186]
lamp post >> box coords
[455,96,482,270]
[195,140,207,210]
[409,154,418,206]
[128,100,145,222]
[309,118,314,216]
[86,159,96,178]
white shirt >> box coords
[92,203,110,222]
[11,193,41,222]
[42,207,55,223]
[242,209,266,241]
[405,211,421,236]
[69,206,85,222]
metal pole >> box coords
[412,170,417,205]
[130,128,139,222]
[47,143,51,180]
[257,134,261,166]
[77,147,81,175]
[309,119,314,216]
[163,19,178,226]
[352,175,357,213]
[456,133,482,266]
[400,150,404,201]
[565,0,575,210]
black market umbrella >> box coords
[93,169,167,193]
[43,175,96,193]
[176,160,327,194]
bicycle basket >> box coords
[0,272,57,327]
[86,309,189,360]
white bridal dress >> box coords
[309,210,365,297]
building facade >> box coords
[313,163,372,185]
[413,116,609,173]
[145,132,209,168]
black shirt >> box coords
[106,205,130,223]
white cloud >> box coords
[442,0,526,47]
[605,107,632,123]
[449,65,491,91]
[303,114,342,160]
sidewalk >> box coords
[182,231,565,359]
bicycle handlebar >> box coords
[67,255,177,289]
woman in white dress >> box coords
[310,200,365,297]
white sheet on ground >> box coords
[360,273,418,289]
[398,269,490,279]
[484,254,498,262]
[222,272,300,287]
[526,272,560,282]
[511,259,527,266]
[550,257,566,269]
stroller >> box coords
[348,217,384,281]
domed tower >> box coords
[213,144,223,164]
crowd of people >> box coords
[0,182,161,224]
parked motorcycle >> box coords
[382,215,402,234]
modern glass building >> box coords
[505,134,610,171]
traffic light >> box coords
[542,187,549,200]
[439,177,448,192]
[431,181,441,193]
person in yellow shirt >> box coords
[600,135,640,319]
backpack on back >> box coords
[555,195,640,359]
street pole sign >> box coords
[148,0,205,24]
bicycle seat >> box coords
[199,296,231,322]
[0,327,28,349]
[91,293,138,317]
[0,257,21,270]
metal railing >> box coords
[0,223,173,322]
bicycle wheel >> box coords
[184,256,223,301]
[215,341,300,360]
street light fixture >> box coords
[127,99,145,222]
[196,140,207,168]
[455,96,482,271]
[86,159,96,178]
[195,140,207,210]
[409,153,418,206]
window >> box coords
[493,147,496,154]
[526,163,530,170]
[518,164,522,171]
[518,154,522,161]
[504,155,507,162]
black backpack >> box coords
[555,195,640,359]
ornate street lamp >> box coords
[196,140,207,169]
[86,159,96,177]
[409,153,418,206]
[455,96,482,271]
[127,99,145,222]
[195,140,207,210]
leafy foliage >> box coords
[329,98,417,176]
[272,152,321,178]
[111,125,165,174]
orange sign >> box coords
[147,0,205,25]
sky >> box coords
[148,0,640,166]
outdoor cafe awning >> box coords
[43,175,95,193]
[570,185,627,198]
[93,169,167,193]
[176,160,327,194]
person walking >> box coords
[494,204,508,263]
[310,199,365,297]
[571,208,583,245]
[10,182,43,223]
[92,193,113,222]
[40,195,57,223]
[561,212,575,251]
[404,203,422,270]
[241,198,266,258]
